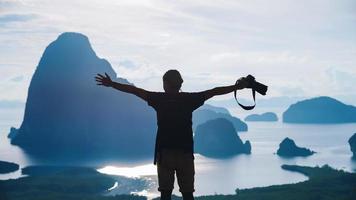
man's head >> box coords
[163,69,183,93]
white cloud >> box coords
[10,75,24,82]
[0,0,355,103]
[325,67,356,94]
[210,51,309,65]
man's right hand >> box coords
[95,73,113,87]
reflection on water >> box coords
[97,153,309,198]
[1,108,356,197]
[131,189,157,199]
[107,182,118,191]
[98,164,156,178]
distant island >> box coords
[244,112,278,122]
[194,118,251,158]
[0,160,19,174]
[8,32,157,160]
[199,104,230,115]
[277,137,315,157]
[349,133,356,158]
[193,108,248,132]
[283,96,356,123]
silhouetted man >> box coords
[95,70,247,200]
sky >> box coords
[0,0,355,105]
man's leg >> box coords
[157,151,175,200]
[160,189,172,200]
[182,192,194,200]
[176,152,195,200]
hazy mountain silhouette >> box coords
[194,118,251,158]
[277,137,315,157]
[244,112,278,122]
[198,104,230,114]
[193,109,247,132]
[211,96,305,109]
[349,133,356,159]
[283,96,356,123]
[9,32,156,160]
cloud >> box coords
[118,59,139,69]
[0,99,25,109]
[325,67,356,93]
[10,75,24,82]
[0,0,355,103]
[0,13,37,24]
[210,51,309,65]
[114,61,164,90]
[278,86,305,97]
[0,0,21,9]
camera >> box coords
[245,75,268,95]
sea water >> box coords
[1,108,356,197]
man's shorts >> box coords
[156,149,195,193]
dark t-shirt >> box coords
[146,92,206,164]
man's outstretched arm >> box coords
[95,73,148,101]
[202,77,248,100]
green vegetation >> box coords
[0,166,146,200]
[154,165,356,200]
[228,165,356,200]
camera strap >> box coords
[234,79,256,110]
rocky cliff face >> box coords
[277,137,315,157]
[194,118,251,158]
[10,32,156,160]
[283,96,356,123]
